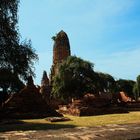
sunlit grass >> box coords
[23,111,140,127]
[0,112,140,132]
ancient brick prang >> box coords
[50,30,71,80]
[53,30,71,65]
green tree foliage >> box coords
[95,72,116,93]
[0,0,19,67]
[52,56,96,100]
[116,79,136,98]
[136,75,140,96]
[0,69,24,93]
[133,75,140,100]
[0,0,38,94]
[0,68,24,105]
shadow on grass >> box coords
[0,120,75,132]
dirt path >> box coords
[0,123,140,140]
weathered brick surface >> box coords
[51,30,71,79]
[0,77,62,119]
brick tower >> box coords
[50,30,71,80]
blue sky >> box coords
[19,0,140,85]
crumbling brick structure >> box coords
[50,30,71,80]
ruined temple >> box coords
[40,71,51,103]
[50,30,71,80]
[2,76,62,119]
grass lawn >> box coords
[23,111,140,127]
[0,111,140,132]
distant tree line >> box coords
[51,56,140,102]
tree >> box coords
[116,79,136,98]
[136,75,140,97]
[0,68,24,105]
[95,72,116,93]
[52,56,96,101]
[0,0,38,94]
[0,0,19,68]
[133,75,140,100]
[0,69,24,92]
